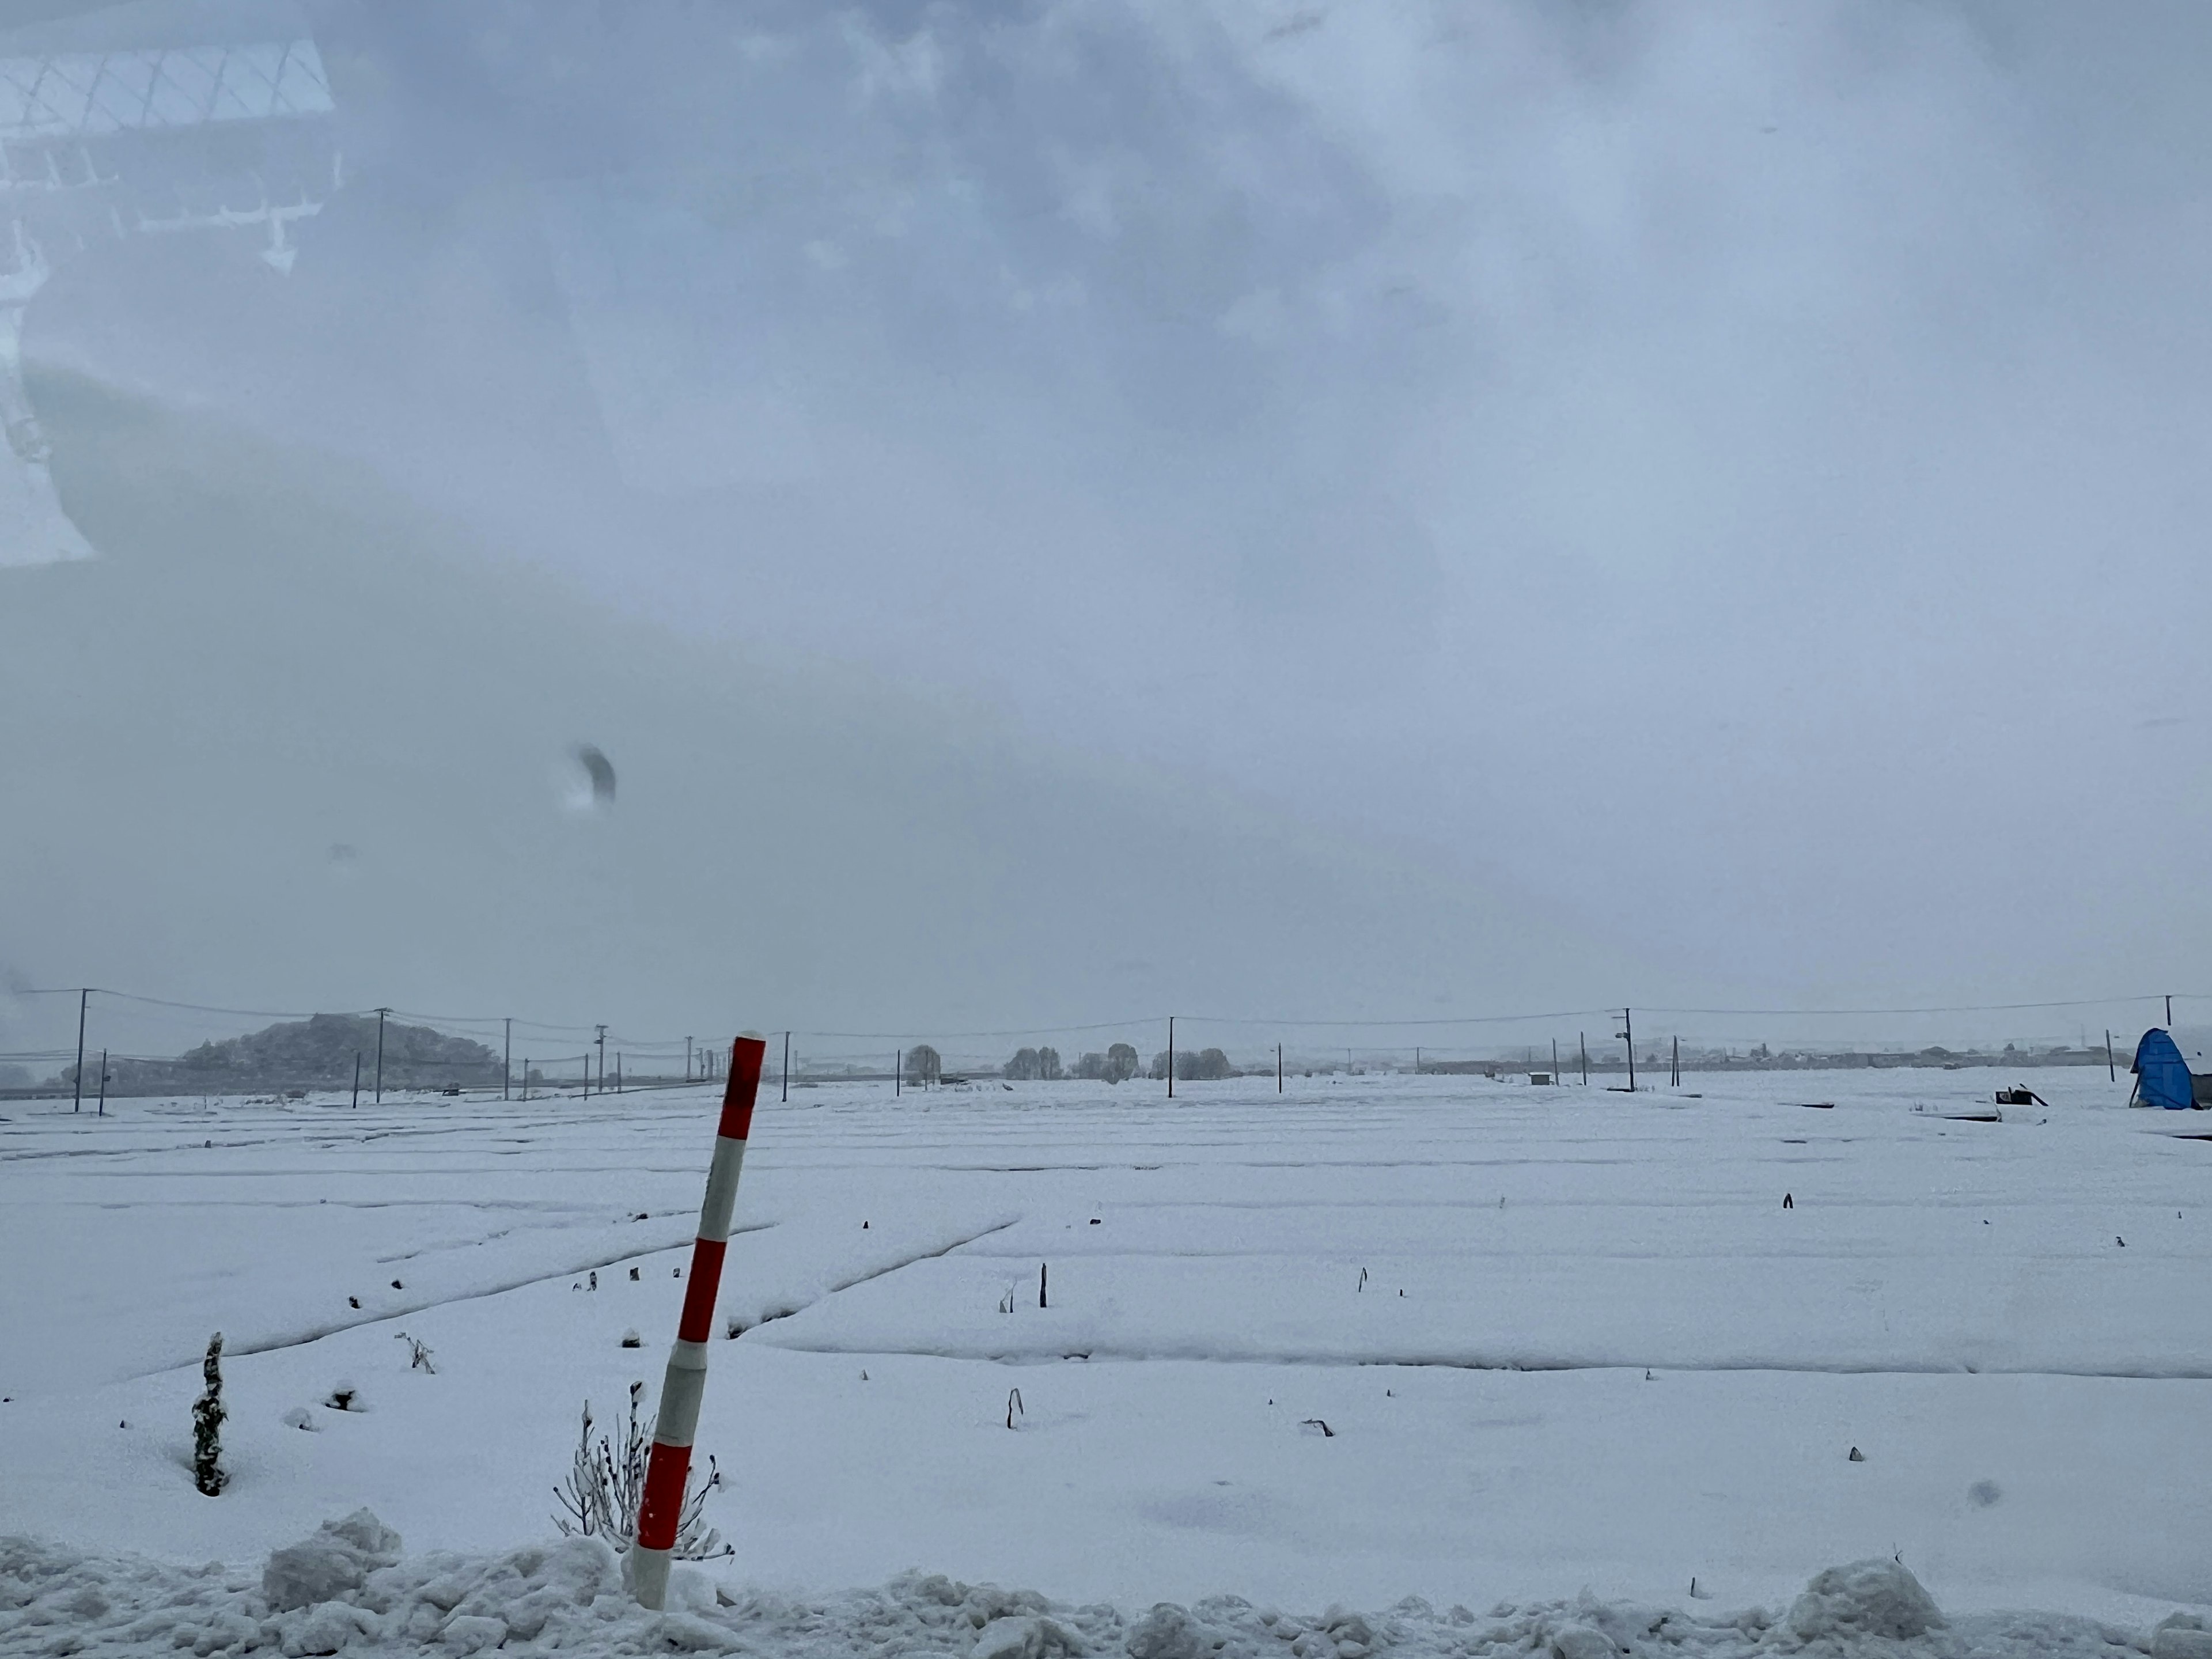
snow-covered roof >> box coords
[0,39,331,139]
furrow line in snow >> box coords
[120,1222,778,1381]
[732,1217,1022,1335]
[739,1340,2212,1382]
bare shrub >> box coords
[552,1381,729,1559]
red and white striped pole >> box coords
[630,1033,766,1609]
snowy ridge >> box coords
[0,1512,2168,1659]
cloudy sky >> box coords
[5,0,2209,1052]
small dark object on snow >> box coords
[1995,1087,2048,1107]
[673,1266,681,1278]
[192,1333,226,1496]
[119,1419,126,1428]
[396,1333,435,1373]
[1301,1418,1335,1437]
[1969,1479,2002,1507]
[862,1221,869,1229]
[589,1271,598,1290]
[629,1267,640,1281]
[1398,1288,1404,1296]
[1783,1193,1794,1209]
[620,1330,642,1349]
[634,1212,647,1221]
[326,1385,358,1411]
[2118,1236,2126,1247]
[1646,1370,1655,1381]
[349,1297,359,1309]
[1848,1446,1866,1462]
[1040,1262,1048,1309]
[391,1279,402,1290]
[1006,1388,1024,1429]
[1089,1217,1101,1225]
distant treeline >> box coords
[3,1020,2137,1103]
[34,1013,502,1098]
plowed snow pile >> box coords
[0,1511,2176,1659]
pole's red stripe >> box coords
[676,1237,728,1344]
[717,1037,767,1142]
[635,1442,692,1552]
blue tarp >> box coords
[2133,1027,2194,1110]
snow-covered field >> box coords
[5,1068,2210,1655]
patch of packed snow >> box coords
[0,1513,2149,1658]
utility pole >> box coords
[97,1049,108,1116]
[374,1007,390,1103]
[352,1052,361,1108]
[521,1059,530,1102]
[1618,1009,1635,1092]
[1168,1016,1175,1099]
[894,1051,900,1097]
[782,1031,790,1103]
[2166,994,2174,1027]
[1580,1031,1588,1084]
[1671,1035,1680,1087]
[595,1025,607,1097]
[685,1037,693,1083]
[503,1018,512,1101]
[2107,1030,2116,1082]
[616,1053,623,1093]
[1277,1042,1283,1093]
[1415,1046,1422,1075]
[72,988,88,1113]
[1552,1037,1559,1080]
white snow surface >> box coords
[3,1069,2210,1654]
[0,1513,2145,1658]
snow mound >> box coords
[0,1516,2162,1658]
[1783,1559,1945,1645]
[263,1509,403,1612]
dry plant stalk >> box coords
[552,1381,729,1559]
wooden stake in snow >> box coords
[630,1034,766,1610]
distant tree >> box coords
[1006,1047,1041,1081]
[1038,1047,1063,1080]
[1150,1050,1171,1081]
[1104,1043,1139,1084]
[1074,1052,1106,1080]
[905,1044,941,1086]
[1192,1048,1233,1081]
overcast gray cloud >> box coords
[5,0,2209,1052]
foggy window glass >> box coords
[3,3,2206,1653]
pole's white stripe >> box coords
[655,1362,707,1447]
[696,1138,748,1243]
[630,1546,672,1609]
[670,1338,710,1371]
